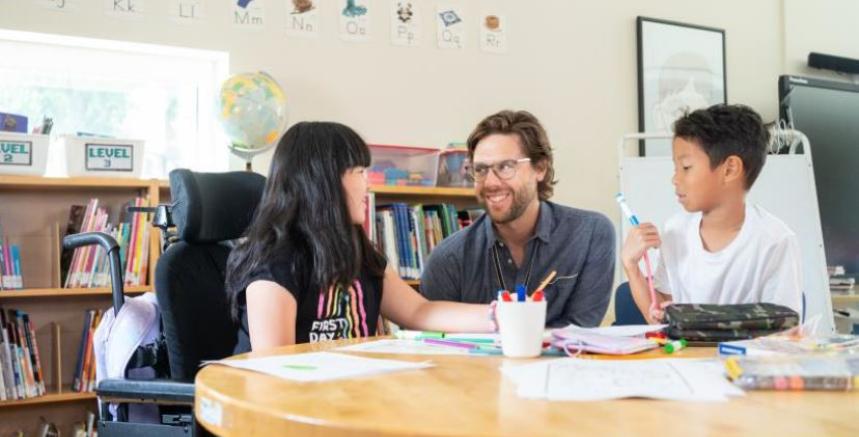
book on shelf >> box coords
[373,202,484,280]
[72,309,101,393]
[62,197,151,289]
[0,217,25,290]
[0,307,46,400]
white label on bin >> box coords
[85,143,134,172]
[199,396,223,427]
[1,141,33,166]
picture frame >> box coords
[637,17,727,156]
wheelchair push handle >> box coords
[62,232,125,314]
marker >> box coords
[423,338,480,350]
[515,284,526,302]
[500,290,513,302]
[531,290,544,302]
[394,330,444,340]
[664,339,688,354]
[616,193,659,312]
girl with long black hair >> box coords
[227,121,492,352]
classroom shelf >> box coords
[0,391,95,408]
[0,175,164,190]
[370,185,474,198]
[0,285,151,299]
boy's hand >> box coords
[649,300,672,323]
[621,222,661,270]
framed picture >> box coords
[637,17,726,156]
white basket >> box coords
[61,136,144,178]
[0,132,50,176]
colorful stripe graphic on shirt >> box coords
[310,280,369,342]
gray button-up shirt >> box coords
[420,201,615,328]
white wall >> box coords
[0,0,854,219]
[784,0,859,81]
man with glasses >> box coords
[420,110,616,328]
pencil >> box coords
[534,270,557,293]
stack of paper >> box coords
[502,358,744,401]
[209,352,432,382]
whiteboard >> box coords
[618,153,834,335]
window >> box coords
[0,29,229,178]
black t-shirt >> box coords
[233,250,385,353]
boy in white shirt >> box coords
[622,104,803,324]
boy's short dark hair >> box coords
[673,104,770,189]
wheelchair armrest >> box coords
[97,379,195,405]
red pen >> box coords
[501,291,513,302]
[531,290,544,301]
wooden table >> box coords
[195,338,859,436]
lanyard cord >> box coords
[492,240,539,292]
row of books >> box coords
[71,309,102,393]
[370,198,484,279]
[62,197,151,288]
[0,308,46,400]
[0,227,24,290]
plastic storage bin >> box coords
[368,144,440,187]
[61,135,144,178]
[0,132,50,176]
[437,148,472,187]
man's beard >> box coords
[480,184,536,225]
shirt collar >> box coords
[483,201,554,249]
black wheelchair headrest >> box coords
[168,169,266,243]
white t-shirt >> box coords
[652,203,803,314]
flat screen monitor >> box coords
[779,75,859,278]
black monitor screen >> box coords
[780,75,859,277]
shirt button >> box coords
[499,242,504,247]
[508,259,513,264]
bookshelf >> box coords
[369,184,477,288]
[0,175,168,436]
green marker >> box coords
[664,339,688,354]
[394,330,444,340]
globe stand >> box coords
[229,147,265,172]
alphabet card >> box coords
[169,0,204,24]
[436,5,464,50]
[480,13,507,54]
[35,0,78,12]
[390,0,420,47]
[286,0,319,38]
[340,0,371,42]
[105,0,145,19]
[232,0,265,29]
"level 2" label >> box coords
[1,141,33,166]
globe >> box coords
[217,71,287,169]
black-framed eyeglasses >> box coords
[465,158,531,181]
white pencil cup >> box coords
[497,300,547,358]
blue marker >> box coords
[615,193,640,225]
[515,284,527,302]
[615,192,658,312]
